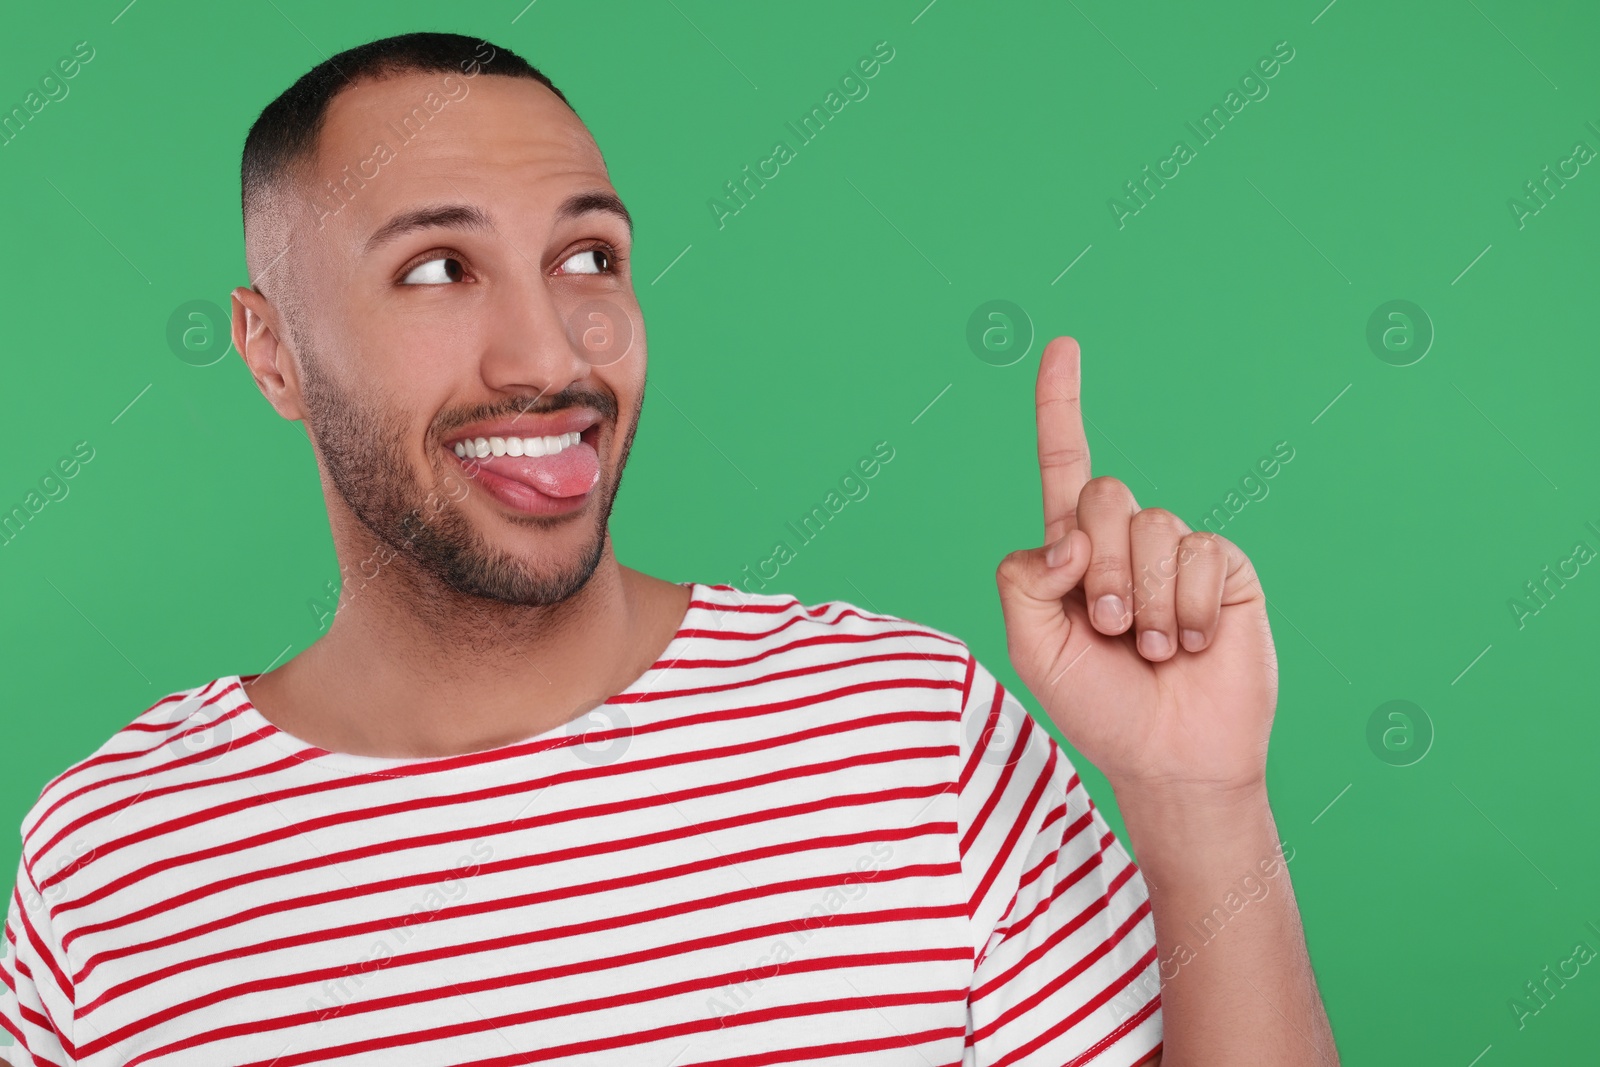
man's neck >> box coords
[241,549,691,760]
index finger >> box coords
[1036,335,1092,545]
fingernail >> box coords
[1139,631,1171,658]
[1181,628,1204,651]
[1046,535,1072,568]
[1095,595,1127,631]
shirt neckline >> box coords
[224,580,708,775]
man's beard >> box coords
[297,342,639,611]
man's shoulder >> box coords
[19,674,240,866]
[688,582,975,661]
[678,583,984,741]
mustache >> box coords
[438,385,619,437]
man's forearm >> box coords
[1113,781,1338,1066]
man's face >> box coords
[264,69,644,608]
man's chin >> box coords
[409,513,610,608]
[388,449,621,607]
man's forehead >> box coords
[307,71,609,237]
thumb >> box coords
[995,528,1091,669]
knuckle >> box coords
[1178,530,1226,565]
[995,549,1027,581]
[1131,566,1174,605]
[1131,506,1185,533]
[1135,605,1174,627]
[1038,445,1088,472]
[1086,555,1128,586]
[1080,475,1129,506]
[1132,580,1173,612]
[1134,556,1179,594]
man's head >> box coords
[231,32,646,616]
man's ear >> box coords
[231,285,307,421]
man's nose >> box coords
[477,269,592,400]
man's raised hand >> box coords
[994,336,1279,800]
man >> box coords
[0,32,1337,1066]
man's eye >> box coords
[561,247,612,275]
[401,257,466,285]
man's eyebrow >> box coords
[557,191,633,238]
[361,193,632,256]
[363,204,494,255]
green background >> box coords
[2,0,1597,1060]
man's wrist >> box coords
[1109,774,1271,817]
[1110,776,1279,884]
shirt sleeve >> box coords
[0,850,74,1067]
[957,654,1163,1066]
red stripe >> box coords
[421,996,967,1067]
[691,591,921,628]
[686,596,794,614]
[128,944,972,1067]
[662,628,965,671]
[652,1025,967,1067]
[610,649,968,703]
[680,606,965,647]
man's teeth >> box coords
[452,432,582,459]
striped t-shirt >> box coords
[1,582,1163,1066]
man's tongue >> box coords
[470,442,600,498]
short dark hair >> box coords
[240,31,574,234]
